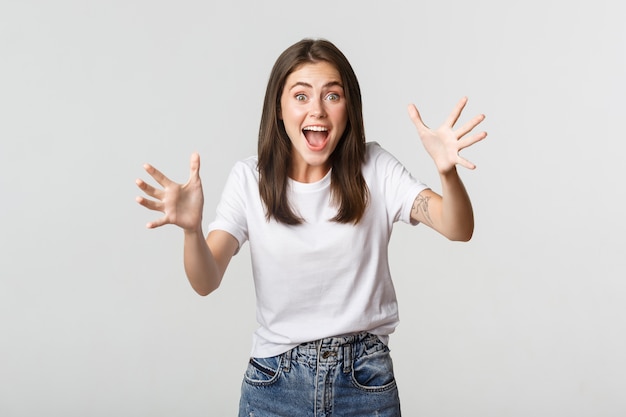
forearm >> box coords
[438,167,474,241]
[183,227,222,296]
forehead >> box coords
[285,61,342,85]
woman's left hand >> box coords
[408,97,487,174]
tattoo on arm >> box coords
[412,194,433,225]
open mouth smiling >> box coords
[302,125,330,150]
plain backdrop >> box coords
[1,0,625,416]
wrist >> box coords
[438,165,458,178]
[183,223,204,237]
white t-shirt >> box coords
[208,142,428,358]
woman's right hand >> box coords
[135,153,204,231]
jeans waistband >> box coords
[283,332,385,373]
[303,332,378,349]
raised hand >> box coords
[135,153,204,231]
[408,97,487,174]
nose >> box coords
[309,98,326,118]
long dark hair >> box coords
[258,38,369,225]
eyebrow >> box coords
[288,81,344,91]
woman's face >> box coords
[279,61,348,183]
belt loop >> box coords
[342,342,352,374]
[282,348,292,372]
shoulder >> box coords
[365,141,384,158]
[364,141,404,171]
[233,154,259,172]
[228,155,259,180]
[221,155,260,196]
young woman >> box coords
[136,38,486,417]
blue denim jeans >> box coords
[238,332,401,417]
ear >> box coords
[277,106,282,120]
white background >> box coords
[1,0,625,416]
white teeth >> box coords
[303,126,328,132]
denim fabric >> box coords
[238,333,401,417]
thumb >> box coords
[407,104,428,132]
[189,152,201,179]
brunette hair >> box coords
[258,38,369,225]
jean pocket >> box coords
[243,355,283,386]
[351,347,397,392]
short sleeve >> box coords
[207,161,253,254]
[366,142,429,225]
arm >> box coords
[411,173,474,241]
[136,153,237,295]
[408,97,487,241]
[183,228,238,296]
